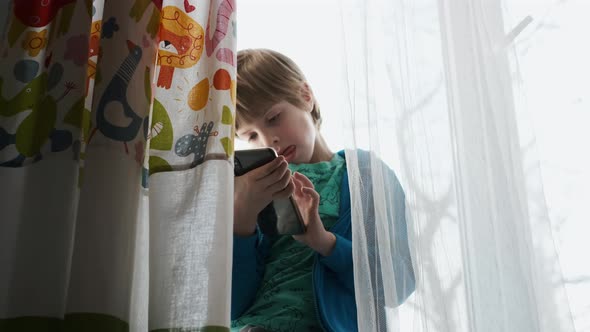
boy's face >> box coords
[236,100,318,164]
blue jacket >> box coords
[232,150,415,331]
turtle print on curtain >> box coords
[0,0,236,331]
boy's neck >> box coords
[309,133,333,163]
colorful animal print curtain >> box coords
[0,0,236,330]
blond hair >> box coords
[236,49,322,130]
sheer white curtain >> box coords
[340,0,585,331]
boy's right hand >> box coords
[234,156,295,236]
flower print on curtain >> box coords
[0,0,236,331]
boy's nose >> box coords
[262,133,279,149]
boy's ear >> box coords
[300,83,314,112]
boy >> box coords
[231,49,414,332]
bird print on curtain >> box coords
[88,40,148,154]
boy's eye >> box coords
[248,133,258,142]
[268,113,280,123]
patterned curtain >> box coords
[0,0,236,330]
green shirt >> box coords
[231,153,346,332]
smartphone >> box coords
[234,148,307,236]
[234,148,278,176]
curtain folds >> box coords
[340,0,578,331]
[0,0,236,330]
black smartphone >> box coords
[234,148,278,176]
[234,148,307,236]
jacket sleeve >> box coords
[231,227,270,320]
[318,233,355,292]
[389,174,416,305]
[317,184,415,304]
[385,167,415,305]
[344,149,416,306]
[373,157,415,305]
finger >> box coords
[272,178,295,199]
[250,156,285,180]
[266,168,292,194]
[294,172,315,189]
[292,176,306,200]
[293,173,316,197]
[292,174,303,192]
[258,159,289,187]
[302,186,319,198]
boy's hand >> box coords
[234,156,294,236]
[291,172,336,256]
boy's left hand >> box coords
[291,172,336,256]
